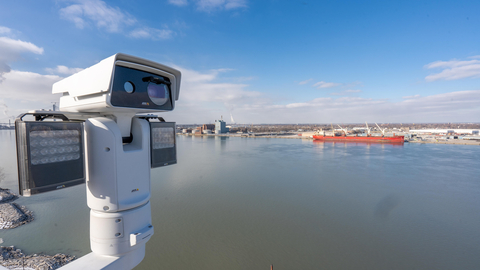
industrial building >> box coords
[215,119,229,134]
[202,124,215,131]
[410,129,480,135]
[179,119,230,135]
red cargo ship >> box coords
[313,122,404,143]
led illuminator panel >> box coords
[150,122,176,168]
[16,121,85,196]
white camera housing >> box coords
[53,53,181,114]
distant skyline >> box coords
[1,0,479,124]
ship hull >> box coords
[312,135,404,143]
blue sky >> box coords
[1,0,479,124]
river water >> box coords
[1,130,480,269]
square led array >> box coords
[152,127,175,149]
[29,130,81,165]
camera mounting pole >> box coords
[61,115,153,270]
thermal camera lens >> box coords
[124,81,135,93]
[147,83,169,106]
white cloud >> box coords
[229,76,254,82]
[59,0,136,32]
[0,29,65,121]
[175,66,260,103]
[0,37,44,57]
[425,60,478,69]
[46,65,84,75]
[0,26,11,34]
[424,57,480,81]
[223,0,248,9]
[59,0,173,39]
[399,90,480,113]
[298,78,312,85]
[242,90,480,124]
[168,0,188,6]
[330,89,361,96]
[0,70,62,103]
[168,0,248,11]
[402,94,420,99]
[0,36,44,81]
[129,28,174,40]
[166,66,265,123]
[313,81,341,89]
[128,29,150,39]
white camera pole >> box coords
[61,115,154,270]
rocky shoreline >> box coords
[0,188,34,230]
[0,246,75,270]
[0,188,18,203]
[0,203,34,230]
[0,188,75,269]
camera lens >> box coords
[124,81,135,93]
[147,83,169,106]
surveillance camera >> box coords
[52,53,181,114]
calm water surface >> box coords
[1,130,480,269]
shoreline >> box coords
[178,133,480,145]
[409,139,480,145]
[0,189,34,230]
[0,246,75,270]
